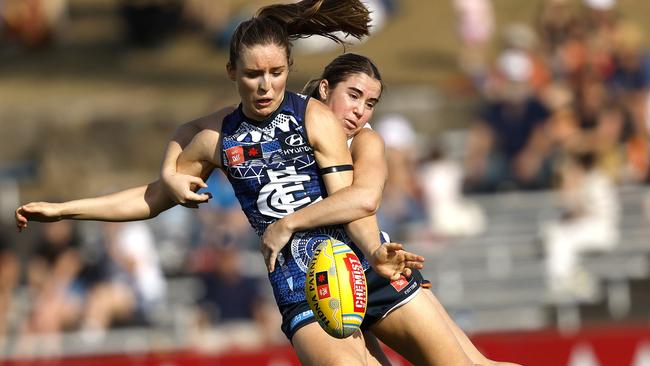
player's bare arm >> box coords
[15,116,228,232]
[302,99,408,279]
[175,128,222,181]
[161,107,233,205]
[266,128,386,239]
[15,181,175,232]
[262,124,423,278]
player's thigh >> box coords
[292,322,368,366]
[422,289,493,365]
[370,290,473,366]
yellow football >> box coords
[305,237,367,338]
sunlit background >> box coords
[1,0,650,365]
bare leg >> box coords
[371,290,473,366]
[422,289,522,366]
[292,322,369,366]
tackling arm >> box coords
[15,181,175,231]
[15,119,222,231]
[263,100,420,279]
[160,107,233,205]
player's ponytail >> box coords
[256,0,371,44]
[302,78,323,99]
[229,0,371,69]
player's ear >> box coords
[226,62,236,81]
[318,79,330,101]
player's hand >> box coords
[260,218,293,272]
[15,202,62,232]
[369,242,424,281]
[161,172,210,208]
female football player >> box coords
[16,1,517,364]
[163,52,520,366]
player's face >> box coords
[228,43,289,121]
[321,73,381,138]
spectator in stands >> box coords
[542,147,620,299]
[190,244,280,352]
[582,0,619,39]
[15,221,84,357]
[453,0,494,83]
[418,146,485,238]
[500,23,551,94]
[80,221,166,345]
[464,49,555,192]
[608,22,650,182]
[0,0,67,48]
[375,114,428,241]
[570,71,629,180]
[119,0,183,47]
[537,0,581,56]
[0,231,19,352]
[181,0,234,46]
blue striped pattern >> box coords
[331,240,354,255]
[343,313,364,326]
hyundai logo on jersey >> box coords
[280,132,312,157]
[284,133,305,147]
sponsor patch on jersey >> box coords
[315,271,330,299]
[284,133,305,147]
[279,132,312,157]
[390,275,409,292]
[243,143,263,160]
[225,146,245,166]
[225,144,262,166]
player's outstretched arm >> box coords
[15,181,174,232]
[16,126,220,233]
[159,108,232,206]
[174,128,221,194]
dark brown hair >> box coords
[228,0,371,69]
[303,53,384,99]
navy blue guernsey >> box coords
[220,91,369,306]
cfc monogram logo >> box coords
[257,167,321,218]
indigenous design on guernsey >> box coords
[220,91,369,306]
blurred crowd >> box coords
[453,0,648,297]
[1,0,650,359]
[0,0,397,50]
[459,0,649,193]
[0,0,67,48]
[0,184,284,358]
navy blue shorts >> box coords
[279,268,423,340]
